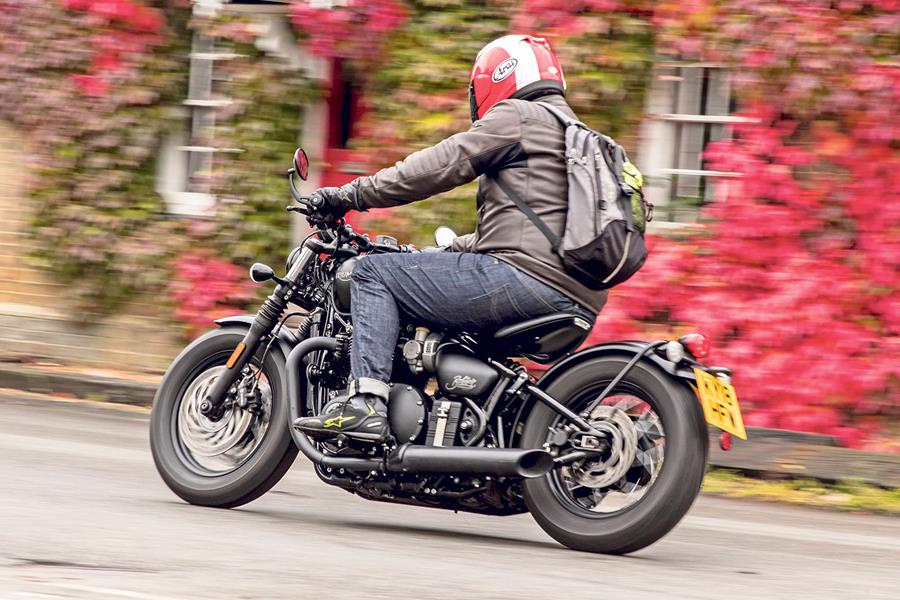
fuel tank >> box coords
[332,257,358,313]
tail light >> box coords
[679,333,709,359]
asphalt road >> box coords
[1,393,898,600]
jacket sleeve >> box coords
[352,101,526,209]
[449,232,477,253]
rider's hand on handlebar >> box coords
[308,182,359,219]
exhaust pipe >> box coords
[387,445,553,479]
[287,336,383,472]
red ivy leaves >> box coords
[62,0,166,97]
[170,253,255,338]
[647,2,898,449]
[516,1,899,448]
[63,0,164,32]
[290,0,406,67]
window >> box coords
[639,63,751,224]
[158,1,296,216]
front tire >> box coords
[150,328,297,508]
[522,356,708,554]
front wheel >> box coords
[150,328,297,508]
[522,356,708,554]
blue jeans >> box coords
[348,251,595,399]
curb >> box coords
[708,428,900,488]
[1,362,897,488]
[0,363,158,407]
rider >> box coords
[294,35,606,442]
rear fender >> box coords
[538,341,697,389]
[509,341,697,447]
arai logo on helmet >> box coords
[491,58,518,83]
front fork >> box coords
[199,247,315,419]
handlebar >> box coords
[288,168,413,256]
[302,224,414,259]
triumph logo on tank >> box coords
[491,58,518,83]
[445,375,477,391]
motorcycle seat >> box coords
[492,313,593,363]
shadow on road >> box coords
[316,517,564,551]
[227,502,562,551]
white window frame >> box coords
[638,63,756,227]
[159,0,332,240]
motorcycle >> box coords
[150,148,746,554]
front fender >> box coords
[214,315,300,358]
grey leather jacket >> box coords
[350,93,607,314]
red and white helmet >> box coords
[469,35,566,122]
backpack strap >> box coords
[489,173,563,256]
[487,102,578,256]
[535,101,582,129]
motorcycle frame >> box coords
[201,222,712,473]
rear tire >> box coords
[522,356,708,554]
[150,328,297,508]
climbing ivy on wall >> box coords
[0,0,190,312]
[2,0,896,446]
[0,2,319,327]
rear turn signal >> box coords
[679,333,709,359]
[719,431,732,451]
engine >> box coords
[318,323,523,516]
[388,327,502,448]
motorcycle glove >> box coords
[309,182,360,218]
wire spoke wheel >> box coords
[523,357,707,554]
[551,387,666,516]
[174,363,272,475]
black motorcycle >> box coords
[151,148,745,554]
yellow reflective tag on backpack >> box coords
[622,161,648,233]
[623,161,643,191]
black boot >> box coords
[293,393,389,443]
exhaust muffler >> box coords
[387,445,553,479]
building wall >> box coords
[0,121,182,372]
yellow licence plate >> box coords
[693,368,747,440]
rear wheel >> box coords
[150,328,297,508]
[522,356,708,554]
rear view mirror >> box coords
[293,148,309,181]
